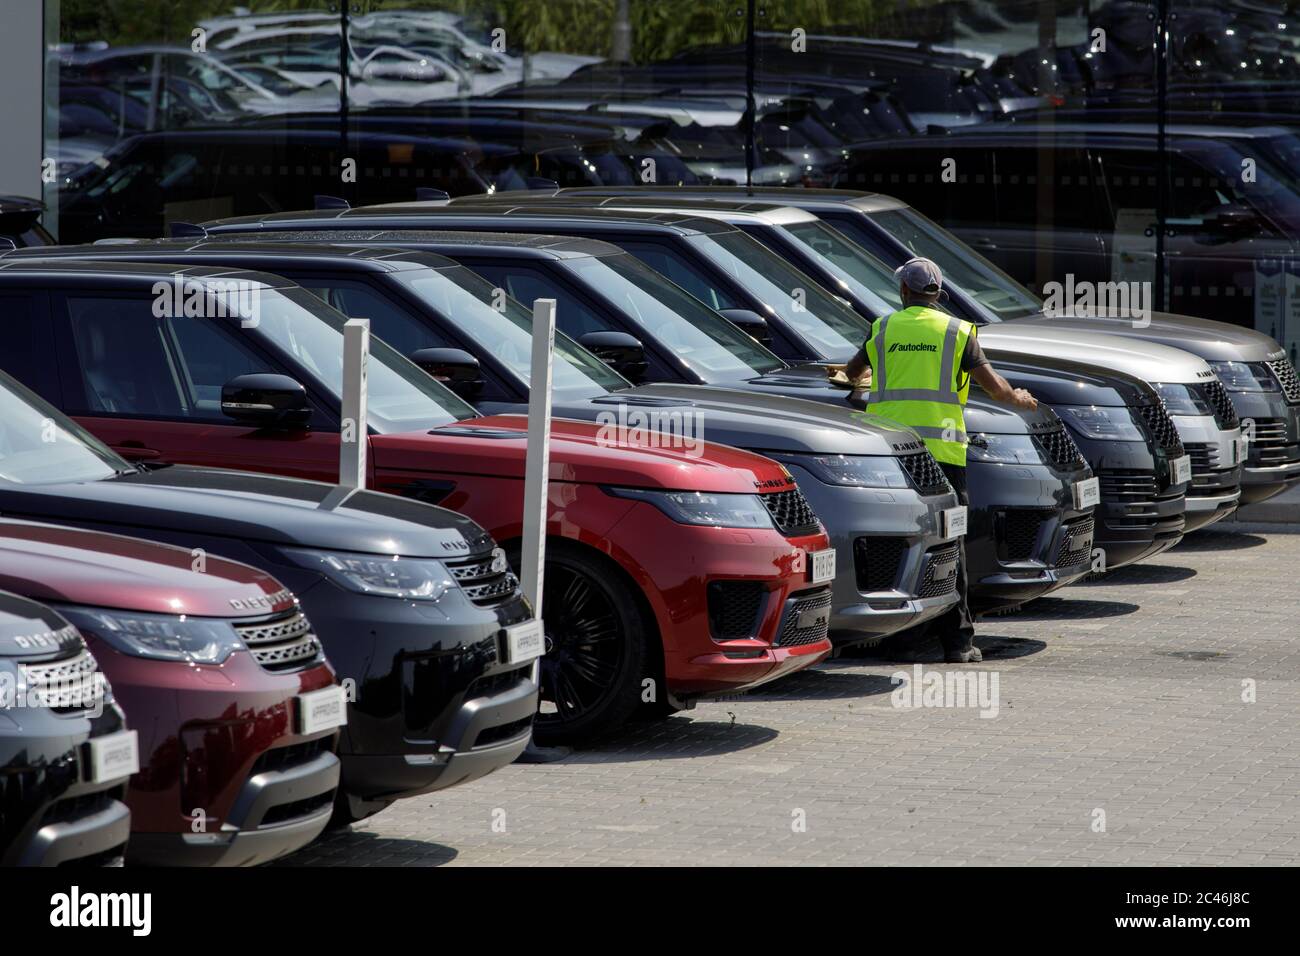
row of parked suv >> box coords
[3,185,1297,867]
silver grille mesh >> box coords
[234,611,322,673]
[19,648,107,712]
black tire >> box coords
[326,790,391,830]
[515,542,650,745]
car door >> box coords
[51,285,354,483]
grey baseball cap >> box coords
[895,256,943,294]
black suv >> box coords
[1,592,134,866]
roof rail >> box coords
[525,177,561,192]
[314,194,351,210]
[168,222,208,239]
[414,187,450,202]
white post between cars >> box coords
[339,318,369,490]
[521,299,556,617]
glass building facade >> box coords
[37,1,1300,355]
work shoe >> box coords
[943,646,983,664]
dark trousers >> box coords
[933,463,974,654]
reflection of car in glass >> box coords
[0,261,831,744]
[0,592,132,867]
[0,520,343,866]
[0,360,535,825]
[44,239,961,648]
[0,196,52,248]
[832,124,1300,335]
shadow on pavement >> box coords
[565,719,780,762]
[276,832,459,867]
[1007,596,1140,620]
[1080,563,1197,585]
[1172,530,1269,552]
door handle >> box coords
[111,442,162,461]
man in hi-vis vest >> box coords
[841,257,1038,663]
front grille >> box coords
[1184,441,1218,473]
[759,487,821,536]
[1,761,78,848]
[19,649,106,714]
[466,666,532,700]
[1267,358,1300,403]
[898,449,951,494]
[1001,509,1050,561]
[1247,418,1300,466]
[707,581,766,639]
[473,715,534,749]
[251,737,334,776]
[1034,426,1086,468]
[1197,380,1239,428]
[853,536,907,592]
[1056,515,1095,569]
[1097,469,1160,502]
[918,541,960,598]
[235,611,323,673]
[447,549,519,608]
[40,789,120,827]
[1183,442,1240,494]
[1135,401,1185,455]
[774,588,832,647]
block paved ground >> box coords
[282,527,1300,866]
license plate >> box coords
[1234,435,1248,465]
[503,619,545,664]
[941,505,968,539]
[808,548,836,584]
[86,730,139,784]
[1171,454,1192,485]
[297,685,348,736]
[1073,476,1101,510]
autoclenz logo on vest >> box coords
[887,342,938,353]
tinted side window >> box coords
[462,262,615,339]
[618,240,741,311]
[295,277,450,356]
[0,291,60,401]
[167,314,276,421]
[993,147,1099,230]
[63,294,187,417]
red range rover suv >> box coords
[0,519,345,866]
[0,261,834,743]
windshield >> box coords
[866,207,1044,322]
[394,264,630,399]
[0,374,127,484]
[562,252,785,379]
[779,218,900,314]
[255,287,477,433]
[687,230,871,358]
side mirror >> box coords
[221,373,312,429]
[409,347,485,399]
[1206,203,1260,238]
[718,309,773,347]
[578,331,648,383]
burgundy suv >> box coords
[0,519,345,866]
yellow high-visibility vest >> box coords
[863,305,974,466]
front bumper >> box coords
[1,706,133,867]
[128,749,339,867]
[87,646,343,867]
[786,467,960,646]
[1236,398,1300,504]
[1171,414,1242,532]
[256,560,537,805]
[605,506,833,698]
[965,459,1096,613]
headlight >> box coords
[1058,405,1144,440]
[608,487,775,528]
[282,548,456,601]
[966,433,1043,464]
[1208,361,1278,392]
[1153,382,1211,415]
[58,607,242,664]
[776,454,909,488]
